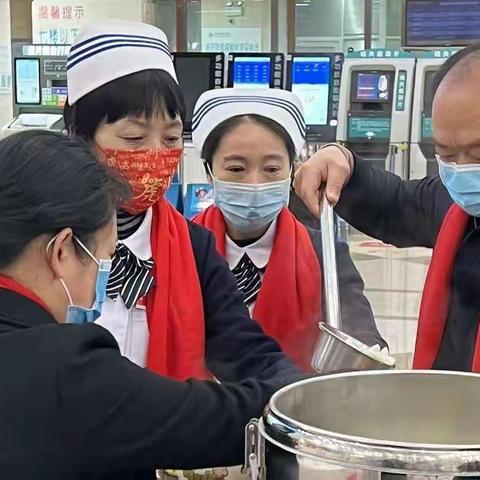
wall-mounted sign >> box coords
[201,27,262,54]
[32,0,144,45]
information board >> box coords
[405,0,480,47]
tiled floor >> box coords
[347,231,432,369]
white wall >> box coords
[0,0,12,127]
[200,0,271,52]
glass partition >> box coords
[296,0,365,53]
[371,0,402,49]
[186,0,272,54]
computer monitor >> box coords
[404,0,480,47]
[15,58,41,105]
[352,71,394,103]
[173,53,225,133]
[227,53,284,89]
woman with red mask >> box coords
[63,20,300,386]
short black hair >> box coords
[0,130,130,269]
[64,69,186,140]
[201,114,297,169]
[434,41,480,94]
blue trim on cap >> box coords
[67,43,171,70]
[68,37,169,65]
[70,32,168,53]
[192,96,306,137]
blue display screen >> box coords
[291,57,331,126]
[233,57,270,88]
[355,73,390,101]
[15,58,41,104]
[406,0,480,46]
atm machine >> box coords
[336,49,416,179]
[174,52,226,195]
[227,53,285,89]
[2,43,68,139]
[409,50,458,179]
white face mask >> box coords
[208,164,291,234]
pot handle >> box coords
[320,196,342,330]
[243,420,265,480]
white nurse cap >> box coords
[192,88,306,159]
[67,20,177,105]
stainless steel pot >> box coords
[244,370,480,479]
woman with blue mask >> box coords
[294,42,480,373]
[0,130,305,479]
[193,88,386,370]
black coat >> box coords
[0,224,303,480]
[335,155,480,371]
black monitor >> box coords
[227,53,284,89]
[404,0,480,47]
[352,71,394,103]
[173,52,225,133]
[286,53,343,138]
[423,70,437,117]
[15,58,41,105]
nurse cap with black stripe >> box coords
[66,20,177,105]
[192,88,306,159]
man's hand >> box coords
[293,145,354,217]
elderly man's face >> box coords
[433,70,480,165]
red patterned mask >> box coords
[100,147,182,214]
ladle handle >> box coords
[320,196,342,330]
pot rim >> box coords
[267,369,480,451]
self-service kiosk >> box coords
[227,53,285,89]
[285,53,347,237]
[409,50,458,179]
[174,52,226,196]
[286,52,344,149]
[2,43,68,139]
[336,49,416,179]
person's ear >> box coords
[204,161,214,185]
[46,228,75,279]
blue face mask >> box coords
[47,236,112,325]
[212,175,291,235]
[437,155,480,217]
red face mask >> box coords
[101,147,182,214]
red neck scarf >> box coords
[146,198,207,380]
[413,204,480,371]
[194,206,322,371]
[0,276,50,312]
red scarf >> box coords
[146,198,207,380]
[0,276,50,312]
[194,206,322,371]
[413,204,480,371]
